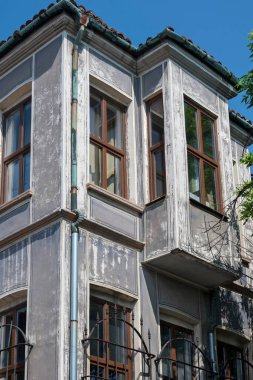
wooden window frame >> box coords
[147,95,166,201]
[90,298,132,380]
[184,98,222,213]
[1,98,31,204]
[89,88,127,198]
[217,341,244,380]
[0,303,27,380]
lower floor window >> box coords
[160,322,193,380]
[217,341,244,380]
[89,299,132,380]
[0,304,26,380]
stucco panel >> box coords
[0,202,30,240]
[89,235,138,295]
[142,65,163,98]
[89,49,132,96]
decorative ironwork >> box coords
[155,337,216,380]
[82,305,155,380]
[0,323,33,379]
[219,356,253,380]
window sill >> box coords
[190,198,228,221]
[87,183,144,215]
[146,194,166,207]
[0,190,32,214]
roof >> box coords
[229,109,253,136]
[0,0,239,87]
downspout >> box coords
[70,13,88,380]
[209,290,218,375]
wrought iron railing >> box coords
[0,323,33,379]
[155,337,216,380]
[82,310,155,380]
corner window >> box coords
[0,304,27,379]
[2,100,31,203]
[184,100,220,211]
[147,95,165,200]
[88,298,132,380]
[89,89,126,197]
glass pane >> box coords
[23,153,30,192]
[90,95,102,139]
[16,308,26,363]
[109,309,127,364]
[204,163,217,210]
[184,103,198,149]
[89,144,102,187]
[109,371,125,380]
[5,110,20,157]
[187,154,201,202]
[23,102,31,146]
[154,150,165,198]
[107,103,123,150]
[16,372,25,380]
[90,302,104,358]
[90,365,104,380]
[6,159,19,201]
[0,315,13,368]
[150,97,164,146]
[106,153,121,195]
[202,114,215,158]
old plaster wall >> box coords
[0,239,28,295]
[28,223,61,379]
[89,234,138,296]
[32,36,62,221]
[0,201,30,240]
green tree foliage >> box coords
[238,32,253,108]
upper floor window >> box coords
[147,95,165,200]
[2,100,31,203]
[89,89,126,197]
[184,100,220,211]
[0,304,27,379]
[217,341,244,380]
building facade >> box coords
[0,1,253,379]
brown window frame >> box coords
[217,341,244,380]
[89,88,127,198]
[0,303,27,380]
[1,98,31,204]
[184,98,222,213]
[89,298,132,380]
[147,95,166,201]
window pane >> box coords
[109,371,125,380]
[90,365,104,380]
[5,110,20,157]
[0,315,13,368]
[154,150,165,198]
[106,153,121,195]
[202,114,215,158]
[150,97,164,146]
[107,103,123,150]
[16,372,25,380]
[187,154,201,202]
[23,102,31,146]
[184,103,198,149]
[23,153,30,192]
[6,159,19,201]
[109,309,127,364]
[90,302,104,357]
[204,163,217,210]
[16,308,26,363]
[90,95,102,139]
[89,144,102,187]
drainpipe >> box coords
[70,14,88,380]
[209,290,218,375]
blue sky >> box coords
[1,0,253,122]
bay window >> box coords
[89,89,126,197]
[184,100,221,211]
[2,100,31,203]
